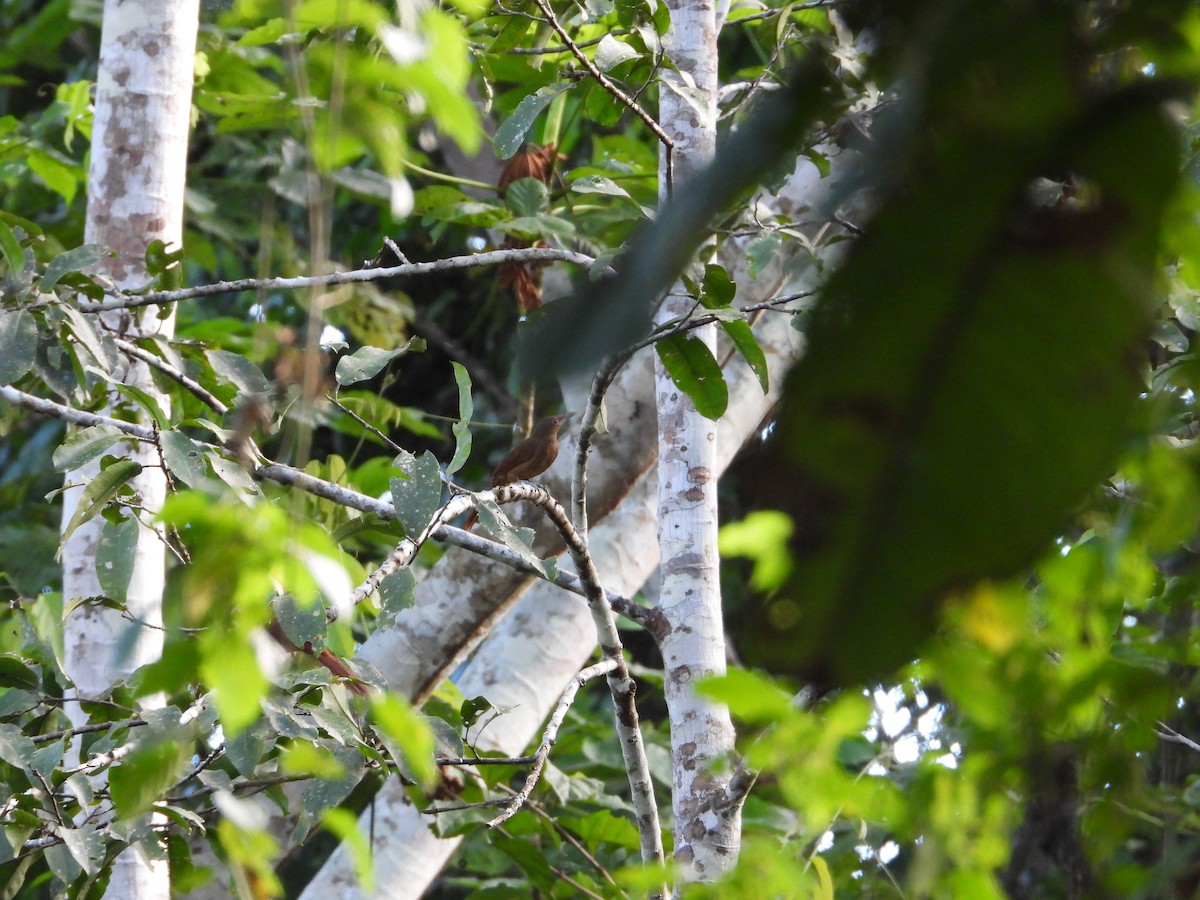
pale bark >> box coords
[60,1,198,896]
[297,71,861,895]
[655,0,740,880]
[301,302,804,898]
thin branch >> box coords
[526,0,674,165]
[572,289,814,534]
[488,658,618,827]
[115,337,228,413]
[0,384,156,441]
[77,247,599,313]
[165,773,309,805]
[425,796,512,814]
[436,754,537,766]
[327,394,403,453]
[33,717,147,745]
[497,786,626,892]
[472,30,633,56]
[728,0,843,27]
[1157,721,1200,753]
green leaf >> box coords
[96,515,139,601]
[571,174,634,200]
[722,319,769,393]
[700,263,736,307]
[656,334,728,419]
[28,151,78,204]
[504,177,548,217]
[494,83,574,159]
[750,85,1183,687]
[39,244,104,292]
[477,502,549,577]
[700,672,792,724]
[0,655,39,690]
[57,823,103,875]
[61,303,117,370]
[746,231,782,280]
[0,310,37,383]
[370,693,437,789]
[335,339,423,386]
[0,724,36,769]
[207,349,272,395]
[201,630,267,736]
[0,220,26,283]
[51,427,123,475]
[563,810,641,849]
[377,569,416,629]
[110,739,192,819]
[390,451,442,535]
[595,34,640,71]
[60,458,143,549]
[161,431,210,489]
[447,362,473,475]
[272,593,326,653]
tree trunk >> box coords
[300,304,803,897]
[60,1,198,895]
[655,0,741,880]
[297,139,856,892]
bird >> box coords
[265,619,370,696]
[498,144,561,310]
[464,413,572,530]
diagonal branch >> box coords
[526,0,674,174]
[487,658,618,827]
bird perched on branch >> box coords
[464,413,572,530]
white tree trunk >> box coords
[655,0,739,880]
[60,1,198,895]
[296,140,859,893]
[301,304,803,897]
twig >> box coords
[327,394,404,453]
[488,659,617,827]
[526,0,674,174]
[496,786,626,892]
[115,337,228,413]
[1157,721,1200,753]
[728,0,843,27]
[32,717,147,745]
[165,773,309,805]
[0,384,155,441]
[424,796,512,814]
[571,289,814,534]
[472,30,633,56]
[436,754,537,766]
[76,247,599,313]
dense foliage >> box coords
[2,0,1200,897]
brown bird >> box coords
[498,143,561,311]
[498,142,559,193]
[464,413,572,529]
[265,619,371,696]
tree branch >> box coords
[526,0,675,172]
[487,658,618,827]
[76,247,599,312]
